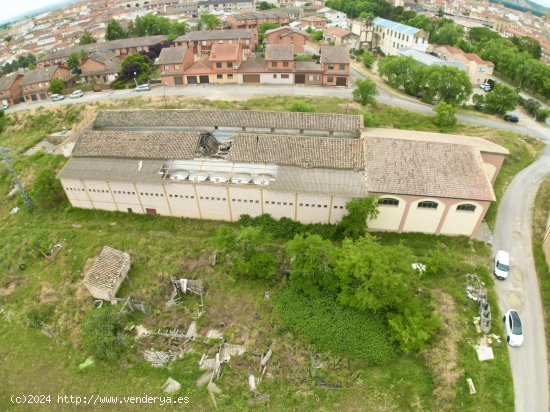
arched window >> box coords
[457,204,476,212]
[418,201,438,209]
[378,197,399,206]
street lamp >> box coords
[133,71,138,87]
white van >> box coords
[494,250,510,280]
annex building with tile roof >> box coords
[58,110,508,237]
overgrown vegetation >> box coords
[80,306,130,361]
[273,288,392,364]
[533,177,550,372]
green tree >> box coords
[433,101,457,126]
[4,35,13,42]
[119,52,154,80]
[32,169,66,208]
[49,78,66,95]
[361,50,375,69]
[28,63,35,70]
[80,306,129,361]
[67,53,80,70]
[535,107,550,122]
[216,226,278,281]
[378,56,422,95]
[407,14,435,31]
[79,30,97,45]
[430,22,464,45]
[484,83,518,114]
[285,234,337,297]
[198,13,221,30]
[336,197,379,240]
[334,235,414,312]
[79,49,88,63]
[472,93,485,110]
[437,6,444,18]
[168,21,189,41]
[511,36,541,59]
[420,65,472,105]
[352,78,377,106]
[105,19,128,41]
[259,1,276,9]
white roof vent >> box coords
[231,174,252,184]
[254,174,274,186]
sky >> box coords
[2,0,78,25]
[1,0,549,24]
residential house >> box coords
[264,26,308,53]
[433,46,494,85]
[197,0,256,13]
[323,27,360,50]
[174,29,257,57]
[300,16,327,29]
[225,11,291,30]
[81,51,121,84]
[319,46,349,86]
[372,17,429,56]
[185,43,243,84]
[263,44,294,84]
[237,54,268,84]
[157,46,195,86]
[0,73,24,105]
[21,66,72,102]
[37,35,168,67]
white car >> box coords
[503,309,524,347]
[51,94,65,101]
[70,90,84,98]
[494,250,510,280]
[1,103,8,110]
[135,84,150,92]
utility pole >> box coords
[0,147,33,211]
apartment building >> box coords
[434,46,494,85]
[372,17,429,55]
[174,29,257,57]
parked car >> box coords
[1,103,8,110]
[494,250,510,280]
[135,84,150,92]
[51,94,65,102]
[70,90,84,99]
[503,114,519,123]
[503,309,524,347]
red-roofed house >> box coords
[300,16,326,29]
[434,46,494,85]
[264,26,309,54]
[156,46,195,86]
[323,27,360,50]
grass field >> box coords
[0,95,530,411]
[533,177,550,388]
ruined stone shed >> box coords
[83,246,131,301]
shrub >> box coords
[273,288,393,364]
[287,100,315,112]
[80,306,129,361]
[26,304,55,328]
[32,169,66,209]
[237,214,336,241]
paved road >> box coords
[7,78,548,140]
[493,142,550,412]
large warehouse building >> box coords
[58,109,508,237]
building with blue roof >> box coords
[372,17,429,56]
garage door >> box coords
[336,77,347,86]
[174,76,183,85]
[199,75,209,84]
[295,74,305,84]
[243,74,260,83]
[187,76,197,84]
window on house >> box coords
[457,204,476,212]
[164,65,170,70]
[418,201,438,209]
[379,198,399,206]
[217,74,223,79]
[339,64,345,70]
[283,61,289,67]
[174,64,180,69]
[273,74,277,78]
[216,62,222,68]
[327,76,333,82]
[228,74,233,79]
[272,62,278,67]
[328,64,334,69]
[281,74,289,79]
[227,62,233,68]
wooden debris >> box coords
[247,393,269,406]
[200,357,217,370]
[196,370,214,388]
[219,343,245,362]
[185,321,197,339]
[143,350,176,368]
[260,349,272,368]
[206,329,223,340]
[207,381,222,394]
[473,317,482,334]
[467,378,476,395]
[311,353,322,369]
[248,375,258,392]
[162,377,181,394]
[316,379,341,389]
